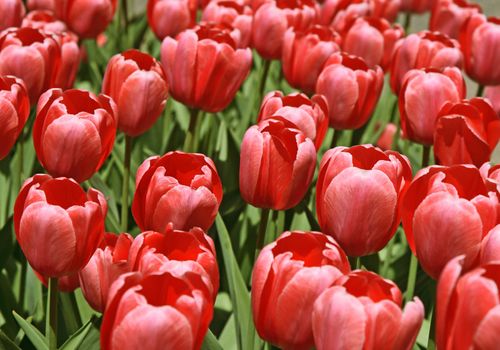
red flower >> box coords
[147,0,197,40]
[22,10,68,33]
[0,0,25,31]
[480,225,500,265]
[320,0,372,33]
[485,85,500,117]
[430,0,482,39]
[27,0,54,11]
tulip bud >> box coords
[79,233,133,312]
[320,0,372,33]
[240,118,316,210]
[102,49,169,137]
[0,0,25,31]
[389,31,463,94]
[0,75,30,160]
[14,174,107,277]
[53,32,81,90]
[147,0,197,40]
[258,91,329,149]
[312,271,424,350]
[480,225,500,264]
[485,85,500,117]
[281,25,341,95]
[371,0,401,23]
[132,152,223,232]
[401,165,499,279]
[27,0,54,11]
[376,122,397,150]
[400,0,433,13]
[33,89,118,183]
[161,23,252,113]
[316,53,384,130]
[430,0,481,39]
[22,10,68,33]
[252,231,350,349]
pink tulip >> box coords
[485,85,500,117]
[0,0,25,31]
[376,122,397,150]
[371,0,401,22]
[27,0,54,11]
[430,0,481,39]
[480,162,500,195]
[21,10,68,33]
[147,0,197,40]
[480,225,500,264]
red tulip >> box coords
[371,0,401,22]
[161,23,252,113]
[132,151,223,232]
[437,256,500,350]
[147,0,197,40]
[102,49,168,137]
[480,225,500,264]
[0,0,26,31]
[14,174,107,277]
[0,27,61,103]
[252,0,317,60]
[312,270,424,350]
[27,0,54,11]
[430,0,481,40]
[316,145,412,256]
[376,122,397,150]
[389,31,463,94]
[33,89,117,183]
[400,0,434,13]
[480,162,500,195]
[401,165,499,279]
[0,75,29,160]
[53,32,80,90]
[281,25,341,95]
[54,0,117,38]
[320,0,372,33]
[22,10,68,33]
[434,98,500,167]
[343,17,404,70]
[79,233,133,312]
[252,231,350,349]
[101,270,213,350]
[316,53,384,130]
[35,271,80,292]
[240,118,316,210]
[399,67,465,145]
[258,91,329,149]
[460,14,500,86]
[485,85,500,117]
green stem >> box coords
[477,84,485,97]
[121,0,129,33]
[404,13,412,32]
[19,258,27,308]
[255,208,271,260]
[351,124,368,146]
[405,254,418,301]
[258,60,271,103]
[46,278,58,350]
[184,108,200,153]
[355,257,361,269]
[331,129,342,148]
[422,145,431,168]
[381,236,396,277]
[121,135,133,232]
[390,97,399,124]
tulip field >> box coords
[1,0,500,349]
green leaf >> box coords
[201,330,223,350]
[12,311,47,350]
[0,329,21,350]
[59,316,97,350]
[0,217,14,270]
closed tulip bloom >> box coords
[281,25,341,95]
[480,225,500,264]
[320,0,372,32]
[14,174,107,277]
[0,27,61,103]
[132,151,223,232]
[53,32,80,90]
[389,31,463,94]
[401,165,499,279]
[252,231,350,349]
[147,0,197,40]
[376,122,397,150]
[258,91,329,149]
[240,118,316,210]
[102,49,168,137]
[33,89,117,183]
[434,98,500,167]
[312,270,424,350]
[22,10,68,33]
[343,17,404,70]
[316,145,412,256]
[400,0,433,13]
[0,75,30,160]
[371,0,401,22]
[27,0,54,11]
[252,0,317,60]
[79,233,133,312]
[0,0,25,31]
[316,53,384,130]
[161,23,252,112]
[437,257,500,350]
[399,67,465,145]
[460,14,500,86]
[54,0,117,38]
[430,0,481,39]
[485,85,500,117]
[101,270,213,350]
[35,271,80,292]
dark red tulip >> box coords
[147,0,197,40]
[430,0,481,39]
[0,0,25,31]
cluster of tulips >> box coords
[0,0,500,349]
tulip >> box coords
[35,271,80,292]
[320,0,372,33]
[102,49,168,137]
[400,0,433,13]
[147,0,197,40]
[0,0,26,31]
[0,75,30,160]
[161,23,252,113]
[54,0,117,39]
[343,17,404,70]
[437,257,500,349]
[316,52,384,130]
[399,67,465,146]
[258,91,329,149]
[430,0,481,39]
[132,151,223,232]
[252,0,317,60]
[53,32,80,90]
[376,122,397,150]
[33,89,117,183]
[281,25,341,95]
[101,270,213,350]
[240,118,316,210]
[79,233,133,312]
[21,10,68,33]
[401,165,499,279]
[0,27,61,103]
[460,14,500,86]
[371,0,401,22]
[480,162,500,194]
[27,0,54,11]
[316,145,412,256]
[202,0,253,48]
[312,270,424,350]
[434,98,500,167]
[389,31,463,94]
[485,85,500,116]
[480,225,500,264]
[252,231,350,349]
[14,174,107,277]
